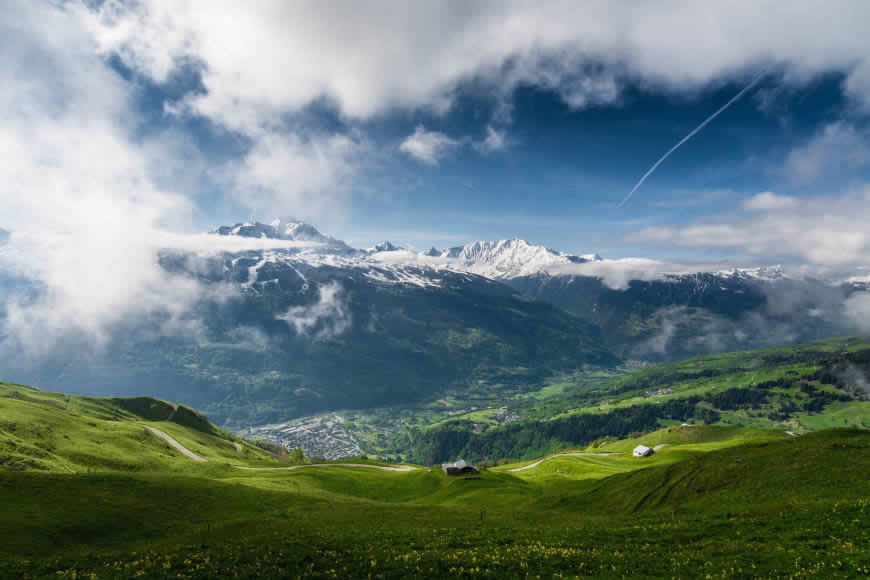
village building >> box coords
[633,445,654,458]
[442,459,479,475]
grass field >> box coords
[1,338,869,578]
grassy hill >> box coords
[0,380,868,577]
[0,382,284,473]
[390,336,870,464]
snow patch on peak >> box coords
[714,265,788,282]
[212,219,351,250]
[438,238,594,279]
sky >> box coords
[3,0,870,352]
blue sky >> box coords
[335,73,855,256]
[136,63,861,261]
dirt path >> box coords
[507,452,618,472]
[143,425,208,462]
[231,463,416,472]
[142,424,415,472]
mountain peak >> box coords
[212,218,350,249]
[369,240,402,252]
[440,238,596,279]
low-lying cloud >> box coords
[629,190,870,266]
[277,282,352,340]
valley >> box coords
[1,333,869,577]
[241,336,870,464]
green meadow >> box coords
[1,337,869,578]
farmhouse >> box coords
[442,459,479,475]
[633,445,654,458]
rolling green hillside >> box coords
[0,379,868,577]
[0,382,283,473]
[391,336,870,464]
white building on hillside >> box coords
[633,445,654,458]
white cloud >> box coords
[399,126,461,165]
[474,125,509,154]
[277,282,351,340]
[629,189,870,266]
[785,122,870,182]
[742,192,797,211]
[85,1,870,123]
[0,2,331,358]
[76,0,870,231]
[543,258,739,290]
[0,1,214,355]
[227,132,364,221]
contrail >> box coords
[617,68,770,208]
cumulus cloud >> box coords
[85,1,870,118]
[399,126,461,165]
[277,282,351,340]
[0,1,214,356]
[629,189,870,266]
[73,0,870,230]
[0,2,324,359]
[227,132,364,220]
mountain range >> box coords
[2,218,867,427]
[210,219,866,359]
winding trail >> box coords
[143,425,208,462]
[231,463,416,472]
[507,452,618,472]
[142,424,415,472]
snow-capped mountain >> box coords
[713,265,788,282]
[204,219,804,293]
[207,220,606,291]
[213,218,351,250]
[433,238,597,279]
[203,219,870,368]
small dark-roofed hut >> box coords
[441,459,478,475]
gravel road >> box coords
[507,452,618,472]
[143,425,208,462]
